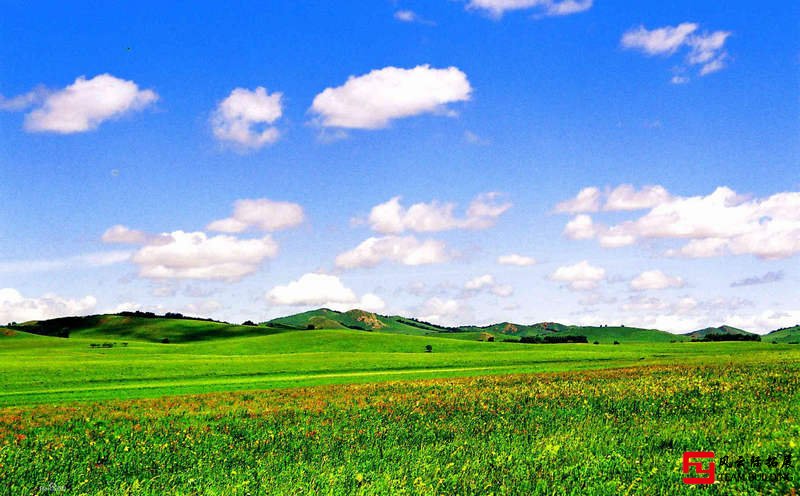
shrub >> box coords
[593,341,599,345]
[613,341,620,345]
[161,337,170,344]
[425,345,433,353]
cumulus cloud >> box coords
[630,270,685,291]
[211,87,283,149]
[335,236,450,269]
[563,214,597,240]
[1,288,97,324]
[730,271,785,288]
[416,297,472,326]
[497,253,537,266]
[266,273,384,311]
[463,274,514,296]
[131,231,278,280]
[550,260,606,291]
[4,74,158,133]
[604,184,671,211]
[554,187,601,214]
[467,0,592,18]
[310,65,471,129]
[558,184,670,214]
[207,198,305,233]
[557,186,800,260]
[621,23,732,81]
[366,193,511,233]
[102,225,150,244]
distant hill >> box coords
[460,322,687,343]
[685,325,756,341]
[264,308,457,335]
[268,311,689,343]
[6,308,791,345]
[7,313,279,343]
[765,325,800,344]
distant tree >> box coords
[242,320,257,326]
[161,337,170,344]
[425,345,433,353]
[613,340,620,345]
[593,341,599,345]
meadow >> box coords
[1,321,799,494]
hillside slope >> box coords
[685,325,757,341]
[8,314,280,343]
[765,325,800,343]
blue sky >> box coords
[1,0,798,332]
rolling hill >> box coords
[6,312,282,343]
[685,325,758,341]
[764,325,800,344]
[6,308,793,346]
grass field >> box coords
[1,321,799,494]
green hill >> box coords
[8,313,280,343]
[264,308,458,335]
[458,321,686,343]
[764,325,800,344]
[685,325,756,341]
[8,309,781,346]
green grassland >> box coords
[1,363,798,495]
[1,313,799,494]
[2,319,797,407]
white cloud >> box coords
[621,23,732,80]
[725,310,800,334]
[0,251,131,274]
[557,186,800,260]
[207,198,304,233]
[266,273,385,312]
[416,297,471,326]
[335,236,450,269]
[497,253,536,266]
[16,74,157,133]
[467,0,592,18]
[211,87,282,149]
[563,214,597,240]
[621,23,698,55]
[550,260,606,291]
[394,10,424,23]
[464,274,513,297]
[465,274,495,290]
[554,187,601,214]
[687,31,732,75]
[630,270,685,291]
[267,273,356,306]
[102,225,149,244]
[131,231,278,280]
[604,184,671,211]
[310,65,471,129]
[0,288,97,324]
[366,193,511,233]
[0,86,47,111]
